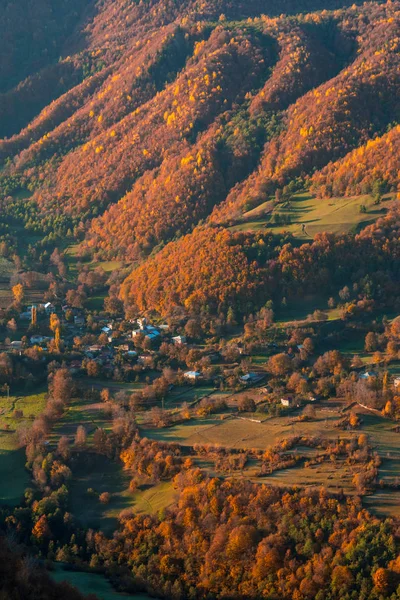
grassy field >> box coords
[65,244,124,278]
[80,378,148,393]
[69,454,132,534]
[131,481,176,515]
[0,257,16,308]
[0,390,47,505]
[259,456,355,492]
[0,255,50,308]
[144,402,400,515]
[232,193,390,239]
[364,490,400,518]
[51,395,112,442]
[68,456,175,533]
[54,380,400,522]
[0,444,30,505]
[140,407,343,450]
[85,292,108,311]
[51,564,152,600]
[164,384,217,408]
[356,412,400,517]
[274,295,342,325]
[359,413,400,460]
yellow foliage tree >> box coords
[12,283,24,305]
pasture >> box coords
[140,407,344,450]
[65,244,124,278]
[0,257,16,308]
[38,378,400,525]
[51,395,112,442]
[0,390,47,505]
[68,456,175,533]
[258,456,356,492]
[164,383,217,407]
[274,296,341,326]
[232,193,390,239]
[0,256,51,308]
[68,454,132,534]
[139,402,400,517]
[364,490,400,519]
[131,481,176,515]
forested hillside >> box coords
[4,3,400,600]
[1,0,399,318]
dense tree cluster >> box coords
[119,227,283,315]
[91,475,400,599]
[311,124,400,198]
[120,208,400,318]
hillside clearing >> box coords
[231,193,390,239]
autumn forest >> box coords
[2,0,400,598]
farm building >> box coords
[359,371,377,380]
[240,373,264,385]
[184,371,201,381]
[281,397,294,407]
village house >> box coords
[30,335,48,345]
[84,345,103,358]
[281,396,294,407]
[239,372,264,385]
[42,302,55,315]
[394,376,400,388]
[132,324,161,341]
[184,371,201,381]
[115,343,130,352]
[145,330,161,341]
[10,341,23,349]
[359,371,377,380]
[172,335,186,345]
[132,318,161,340]
[138,354,153,365]
[137,318,147,330]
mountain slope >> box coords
[1,0,400,318]
[212,7,400,223]
[311,124,400,197]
